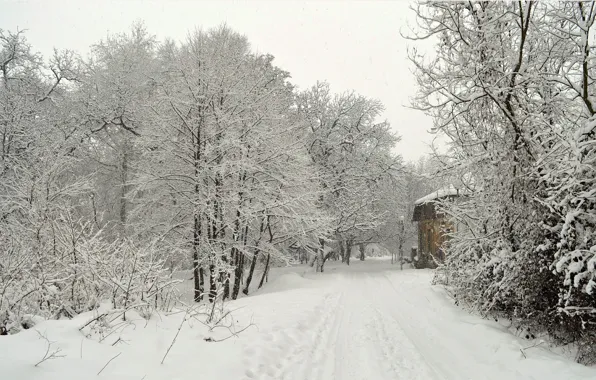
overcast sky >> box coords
[1,0,437,162]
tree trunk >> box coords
[199,266,204,298]
[339,240,345,263]
[206,214,218,303]
[346,239,352,266]
[119,146,129,235]
[193,214,203,302]
[359,243,365,261]
[192,254,201,302]
[222,256,230,300]
[399,241,404,270]
[316,239,325,272]
[210,165,227,299]
[193,108,203,302]
[209,263,217,302]
[258,254,271,289]
[243,251,259,295]
[232,251,244,300]
[243,216,267,295]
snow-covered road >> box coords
[271,271,441,380]
[243,260,596,380]
[3,259,595,380]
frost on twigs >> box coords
[1,213,180,333]
[34,330,66,367]
[186,287,255,342]
[409,0,596,364]
[160,291,254,365]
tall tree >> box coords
[139,26,330,301]
[0,29,98,323]
[410,1,596,363]
[79,23,157,237]
[297,82,402,269]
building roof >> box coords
[414,185,461,205]
[412,185,465,222]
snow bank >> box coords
[255,272,316,295]
[0,276,331,380]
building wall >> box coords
[412,195,462,261]
[417,218,454,259]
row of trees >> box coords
[0,24,404,332]
[411,1,596,363]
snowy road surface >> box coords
[242,260,595,380]
[246,269,442,380]
[2,259,595,380]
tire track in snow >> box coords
[249,271,444,380]
[371,306,442,380]
[289,271,425,380]
[341,272,441,380]
[243,291,343,380]
[331,273,388,380]
[293,291,345,380]
[244,265,594,380]
[376,272,478,380]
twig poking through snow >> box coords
[161,309,189,364]
[97,352,122,375]
[520,340,545,359]
[205,319,256,342]
[34,330,66,367]
[79,312,108,331]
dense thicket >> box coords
[411,1,596,363]
[0,24,402,332]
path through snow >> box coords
[242,260,595,380]
[2,259,595,380]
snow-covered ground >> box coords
[2,259,595,380]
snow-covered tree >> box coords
[297,82,402,268]
[78,23,157,237]
[138,26,332,300]
[410,1,596,363]
[0,28,173,333]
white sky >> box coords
[1,0,437,162]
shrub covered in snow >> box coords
[411,1,596,364]
[537,119,596,363]
[0,218,177,334]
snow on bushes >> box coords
[411,1,596,364]
[0,218,178,334]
